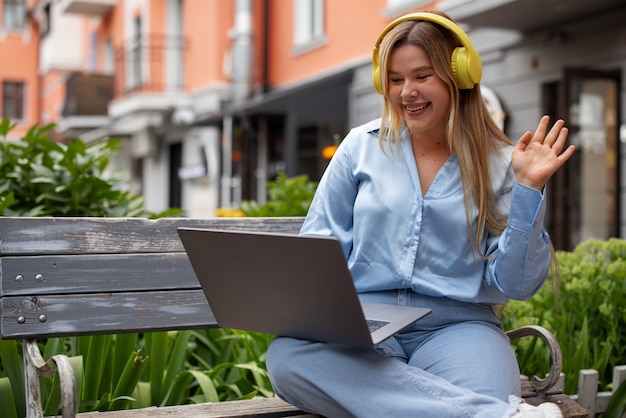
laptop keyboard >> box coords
[366,319,389,333]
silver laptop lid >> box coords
[178,228,374,346]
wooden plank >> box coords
[1,290,221,339]
[523,394,589,418]
[578,365,626,417]
[522,380,589,417]
[577,369,599,415]
[2,253,199,296]
[50,397,322,418]
[524,394,589,418]
[614,365,626,390]
[59,392,588,418]
[0,217,304,255]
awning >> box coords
[193,64,357,127]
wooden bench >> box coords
[0,216,588,418]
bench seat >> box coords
[52,397,322,418]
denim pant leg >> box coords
[266,291,519,418]
[405,320,521,402]
[267,336,512,418]
[393,289,522,401]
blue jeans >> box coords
[266,289,520,418]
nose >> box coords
[401,80,418,100]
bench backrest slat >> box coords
[0,217,305,340]
[2,253,196,296]
[2,290,214,339]
[0,217,304,255]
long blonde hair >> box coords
[377,12,512,256]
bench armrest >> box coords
[506,325,562,396]
[24,339,76,418]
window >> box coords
[3,0,26,31]
[166,0,184,90]
[293,0,325,50]
[89,32,98,73]
[126,15,144,91]
[2,81,25,120]
[104,38,114,75]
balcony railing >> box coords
[58,0,116,17]
[62,73,114,117]
[114,34,188,97]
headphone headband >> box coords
[371,12,482,93]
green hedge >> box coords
[502,238,626,395]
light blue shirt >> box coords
[300,118,552,305]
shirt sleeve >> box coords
[484,180,553,300]
[299,130,359,258]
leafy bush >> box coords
[502,238,626,394]
[239,173,317,217]
[0,118,179,218]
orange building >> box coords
[7,0,442,216]
[2,0,625,250]
[0,0,40,139]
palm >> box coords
[511,116,576,190]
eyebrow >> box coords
[388,66,434,75]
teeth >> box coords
[406,104,427,112]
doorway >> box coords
[543,68,621,251]
[169,142,183,209]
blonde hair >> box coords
[377,12,512,256]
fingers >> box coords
[544,118,566,147]
[537,116,576,165]
[533,115,550,143]
[551,125,569,152]
[515,130,532,151]
[517,115,575,159]
[532,115,569,150]
[558,144,576,163]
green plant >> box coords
[603,379,626,418]
[0,118,180,218]
[0,339,23,418]
[14,329,274,415]
[502,238,626,394]
[239,173,317,217]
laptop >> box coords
[177,227,431,348]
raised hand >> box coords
[511,115,576,191]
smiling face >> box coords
[387,44,451,142]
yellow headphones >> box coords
[371,12,482,93]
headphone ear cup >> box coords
[450,47,463,88]
[371,48,383,95]
[451,47,480,89]
[372,66,382,95]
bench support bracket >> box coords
[24,339,76,418]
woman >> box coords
[266,11,574,418]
